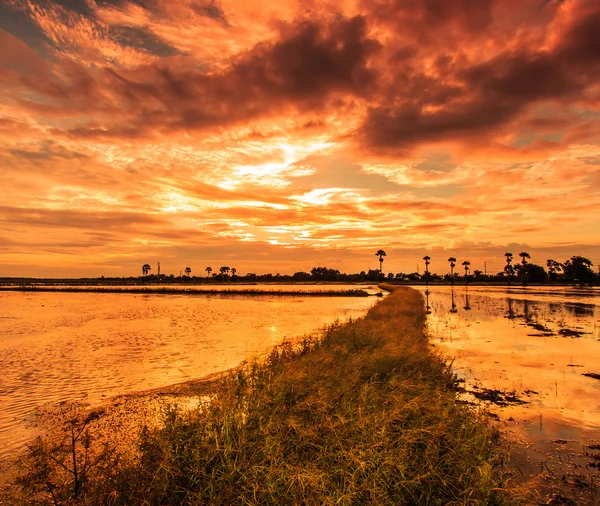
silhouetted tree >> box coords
[311,267,341,281]
[220,266,230,278]
[504,252,514,286]
[563,256,594,286]
[448,257,456,279]
[519,252,530,285]
[185,267,191,277]
[526,264,548,283]
[423,256,431,282]
[142,264,151,276]
[292,271,311,281]
[365,269,384,282]
[515,262,546,284]
[231,268,237,278]
[205,267,212,278]
[546,259,563,281]
[462,260,471,284]
[375,250,387,273]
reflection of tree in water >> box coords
[425,289,432,314]
[463,288,471,311]
[563,303,594,317]
[523,299,531,323]
[429,288,597,338]
[500,297,596,337]
[450,286,458,313]
[548,302,562,314]
[506,298,516,319]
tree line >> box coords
[137,250,597,286]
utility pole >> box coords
[158,262,161,276]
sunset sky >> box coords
[1,0,599,278]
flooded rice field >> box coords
[0,288,377,458]
[417,285,600,501]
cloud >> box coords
[56,15,379,139]
[358,3,600,153]
[0,205,165,230]
[1,0,600,276]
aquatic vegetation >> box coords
[2,286,371,297]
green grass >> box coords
[14,287,508,505]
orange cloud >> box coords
[0,0,599,277]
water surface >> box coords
[416,285,600,494]
[0,289,376,457]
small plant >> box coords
[16,402,119,505]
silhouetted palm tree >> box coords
[375,250,386,273]
[448,257,456,283]
[423,256,431,283]
[504,252,514,286]
[462,260,470,284]
[423,256,431,273]
[231,268,237,277]
[462,260,470,275]
[519,252,530,265]
[142,264,151,276]
[185,267,191,277]
[205,267,212,278]
[220,266,230,278]
[519,251,530,285]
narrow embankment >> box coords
[379,282,399,292]
[14,287,506,505]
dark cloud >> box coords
[36,15,380,138]
[191,0,229,26]
[366,0,495,37]
[559,6,600,67]
[0,3,54,56]
[3,0,177,63]
[358,1,600,152]
[8,141,89,161]
[38,0,96,16]
[108,25,179,58]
